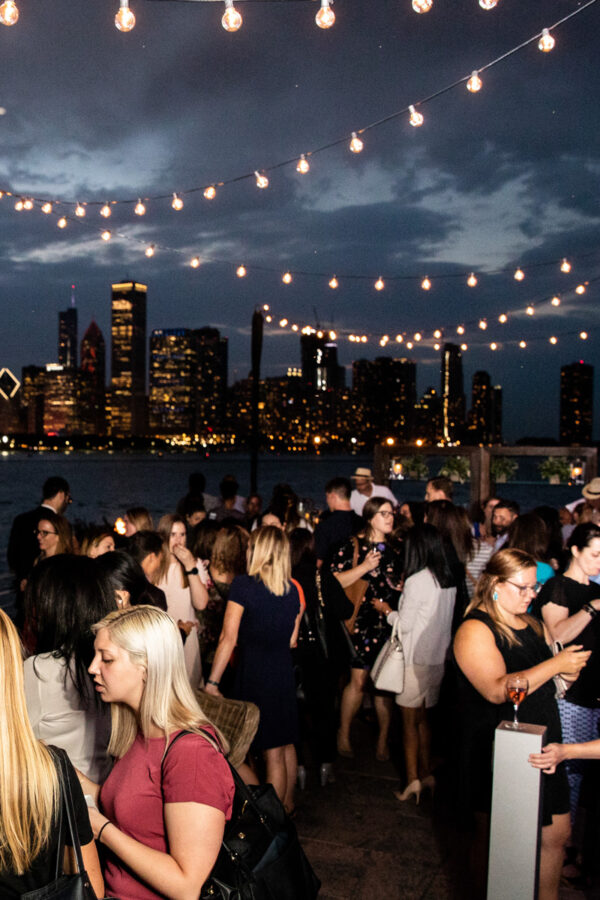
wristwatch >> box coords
[185,566,199,576]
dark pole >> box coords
[250,308,263,494]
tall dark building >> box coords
[490,385,503,444]
[560,361,594,445]
[58,299,78,368]
[415,386,442,445]
[441,343,465,444]
[352,356,415,441]
[80,320,106,434]
[193,327,228,432]
[149,329,196,434]
[300,331,345,391]
[108,281,147,436]
[469,370,492,444]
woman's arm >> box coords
[541,599,600,644]
[172,546,209,611]
[334,549,381,589]
[529,738,600,774]
[89,802,224,900]
[205,600,244,695]
[76,769,100,804]
[453,618,590,705]
[64,841,103,899]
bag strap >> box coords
[54,748,87,877]
[51,751,66,882]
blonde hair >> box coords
[465,548,543,648]
[247,526,291,596]
[125,507,154,532]
[156,513,188,588]
[0,610,59,874]
[92,606,227,759]
[80,528,114,558]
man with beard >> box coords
[492,499,520,550]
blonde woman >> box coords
[79,605,235,900]
[124,507,153,537]
[80,527,115,558]
[0,609,103,898]
[206,526,303,812]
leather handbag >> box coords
[343,537,368,635]
[22,748,98,900]
[371,617,405,694]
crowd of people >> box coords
[1,467,599,898]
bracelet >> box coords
[583,603,598,618]
[206,678,220,687]
[98,820,111,844]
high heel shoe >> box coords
[336,730,354,759]
[421,774,436,797]
[296,765,307,790]
[319,763,335,786]
[394,779,422,805]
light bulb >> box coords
[282,272,293,284]
[414,332,422,342]
[396,334,403,343]
[374,277,384,291]
[406,341,413,350]
[222,0,242,32]
[134,199,146,216]
[349,132,363,153]
[279,318,288,327]
[0,0,19,26]
[460,343,468,351]
[101,230,111,241]
[457,325,465,335]
[315,0,335,29]
[236,265,246,278]
[479,319,487,330]
[265,315,272,323]
[560,257,571,273]
[75,203,86,217]
[490,342,497,351]
[519,340,526,348]
[467,272,478,287]
[479,0,498,8]
[526,306,534,315]
[203,186,216,200]
[41,202,53,214]
[409,105,424,127]
[514,267,524,281]
[538,28,555,52]
[100,203,111,218]
[421,276,431,290]
[467,71,482,93]
[254,171,269,189]
[549,336,557,344]
[292,324,298,332]
[145,244,155,257]
[575,284,586,295]
[190,257,201,268]
[23,198,33,210]
[580,331,588,340]
[14,199,24,211]
[263,304,270,311]
[434,342,440,351]
[115,0,135,31]
[433,329,442,339]
[172,193,184,211]
[329,276,338,289]
[412,0,432,12]
[551,296,561,306]
[296,155,310,174]
[57,217,67,228]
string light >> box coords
[434,342,440,351]
[551,296,561,306]
[479,319,487,330]
[145,244,155,257]
[406,341,413,350]
[538,28,555,52]
[296,155,310,174]
[479,0,498,8]
[265,315,272,323]
[41,202,53,214]
[315,0,335,29]
[236,265,246,278]
[549,336,557,344]
[203,186,216,200]
[23,198,33,210]
[460,343,468,351]
[329,330,337,340]
[190,257,201,268]
[490,342,498,350]
[14,199,24,211]
[171,193,184,210]
[457,325,465,335]
[466,71,482,92]
[519,340,527,348]
[580,331,588,340]
[374,277,385,291]
[498,314,507,323]
[134,199,146,216]
[526,305,535,315]
[57,216,67,229]
[421,276,431,291]
[282,272,293,284]
[433,330,442,339]
[292,324,299,332]
[349,132,364,154]
[412,0,433,12]
[115,0,135,32]
[396,335,403,343]
[221,0,242,32]
[467,272,477,287]
[0,0,19,26]
[255,171,269,189]
[575,284,586,294]
[514,267,524,281]
[101,230,111,241]
[560,258,571,273]
[414,332,422,341]
[409,105,424,127]
[100,203,111,218]
[263,304,270,311]
[75,203,86,217]
[329,276,338,289]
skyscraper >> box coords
[300,332,345,391]
[469,370,492,444]
[441,343,465,444]
[560,361,594,444]
[58,298,78,368]
[149,329,196,434]
[108,281,147,436]
[193,327,228,432]
[80,320,106,434]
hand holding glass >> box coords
[506,675,529,728]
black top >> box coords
[0,750,93,899]
[314,510,363,567]
[7,505,48,580]
[532,574,600,708]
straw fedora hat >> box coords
[582,477,600,500]
[352,467,373,480]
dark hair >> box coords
[401,500,426,528]
[325,477,352,501]
[363,495,395,534]
[403,524,455,588]
[127,530,163,564]
[25,555,113,706]
[427,476,453,499]
[42,476,69,500]
[289,528,316,569]
[37,509,74,556]
[182,495,205,517]
[188,472,206,494]
[269,483,301,531]
[532,506,563,561]
[94,550,158,606]
[506,513,549,562]
[568,522,600,552]
[220,475,239,501]
[191,520,221,560]
[494,499,520,517]
[425,500,473,564]
[211,524,249,575]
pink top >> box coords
[100,728,235,900]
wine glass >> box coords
[506,675,529,728]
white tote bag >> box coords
[371,618,405,693]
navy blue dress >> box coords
[229,574,301,750]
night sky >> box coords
[1,0,599,441]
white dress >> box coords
[24,654,112,782]
[158,561,202,688]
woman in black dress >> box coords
[332,496,403,761]
[454,549,590,900]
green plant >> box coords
[438,455,470,483]
[400,455,429,480]
[538,457,571,483]
[491,457,518,482]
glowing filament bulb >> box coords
[57,216,67,228]
[467,71,482,93]
[409,105,424,127]
[412,0,433,12]
[460,343,468,351]
[14,199,24,210]
[329,330,337,340]
[551,296,561,306]
[222,0,242,32]
[290,324,298,332]
[100,203,111,218]
[315,0,335,29]
[479,319,487,330]
[236,265,246,278]
[374,277,384,291]
[282,272,293,284]
[457,325,465,335]
[519,340,526,349]
[549,336,557,344]
[75,203,86,217]
[172,193,184,210]
[421,276,431,290]
[0,0,19,26]
[560,257,571,273]
[396,334,403,343]
[479,0,498,8]
[101,230,111,241]
[115,0,135,31]
[41,202,52,214]
[538,28,555,52]
[361,336,368,343]
[263,304,270,311]
[145,244,155,257]
[203,186,216,200]
[490,342,497,351]
[467,272,477,287]
[406,341,413,350]
[279,319,288,328]
[575,284,586,295]
[434,342,440,351]
[514,267,524,281]
[255,171,269,189]
[190,257,201,268]
[433,329,442,339]
[134,199,146,216]
[349,132,363,154]
[580,331,588,340]
[265,315,272,323]
[498,314,507,324]
[414,332,422,342]
[23,198,33,210]
[296,155,310,174]
[329,276,338,289]
[526,306,534,316]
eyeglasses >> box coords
[377,510,394,518]
[35,529,58,537]
[505,580,542,597]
